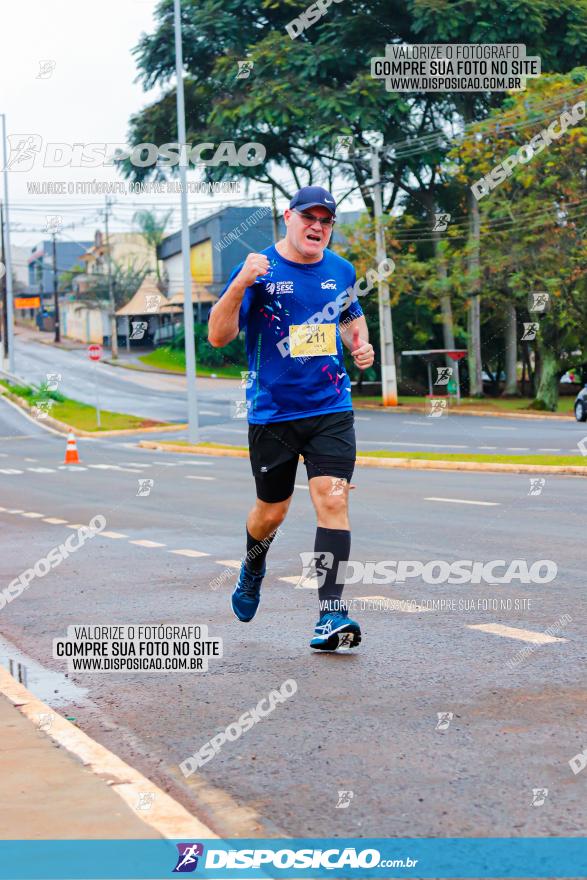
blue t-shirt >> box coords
[217,245,363,424]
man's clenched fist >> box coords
[237,253,270,287]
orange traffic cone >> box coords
[63,432,81,464]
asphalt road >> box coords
[0,398,584,839]
[10,334,587,456]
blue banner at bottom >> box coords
[0,838,585,879]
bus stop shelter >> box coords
[401,349,467,401]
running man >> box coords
[208,186,374,650]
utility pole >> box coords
[51,232,60,342]
[0,201,8,363]
[173,0,200,442]
[1,113,15,373]
[102,197,118,358]
[271,184,279,241]
[370,146,398,406]
[467,190,483,396]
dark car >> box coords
[574,386,587,421]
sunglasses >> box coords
[294,210,336,228]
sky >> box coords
[1,0,268,266]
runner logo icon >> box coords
[173,843,204,872]
[297,551,334,588]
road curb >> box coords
[139,440,249,459]
[137,440,587,476]
[103,357,240,382]
[0,665,218,840]
[353,402,572,421]
[0,388,184,437]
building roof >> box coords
[163,282,217,306]
[115,275,170,316]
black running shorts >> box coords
[248,411,356,503]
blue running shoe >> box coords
[231,561,265,622]
[310,609,361,651]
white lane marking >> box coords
[0,506,5,511]
[216,560,241,568]
[100,531,128,539]
[0,468,23,474]
[21,512,44,518]
[178,461,213,467]
[27,467,56,473]
[24,458,38,462]
[130,539,166,548]
[43,517,68,524]
[154,462,179,467]
[120,463,152,468]
[66,524,85,529]
[294,484,309,490]
[87,463,143,473]
[170,549,210,558]
[425,497,500,507]
[538,448,561,452]
[484,426,515,431]
[467,623,567,644]
[404,420,434,426]
[479,446,498,450]
[359,440,469,449]
[199,410,221,416]
[507,447,530,451]
[6,509,24,514]
[119,462,152,468]
[279,575,317,589]
[58,465,87,471]
[185,475,215,481]
[354,595,430,613]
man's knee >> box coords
[255,499,290,531]
[315,490,348,519]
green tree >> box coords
[449,69,587,409]
[132,209,173,280]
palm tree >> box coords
[132,209,173,280]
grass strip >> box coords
[0,380,168,432]
[152,439,584,467]
[138,348,244,378]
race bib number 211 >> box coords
[289,323,337,357]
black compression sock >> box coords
[315,526,351,616]
[245,527,276,574]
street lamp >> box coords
[173,0,200,442]
[1,113,15,373]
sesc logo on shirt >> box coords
[321,278,337,290]
[266,280,294,295]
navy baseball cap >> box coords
[289,186,337,216]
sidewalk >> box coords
[0,667,216,840]
[0,695,157,839]
[15,323,86,351]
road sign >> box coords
[87,344,102,426]
[88,344,102,361]
[14,296,41,309]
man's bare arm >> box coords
[340,315,375,370]
[208,252,270,348]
